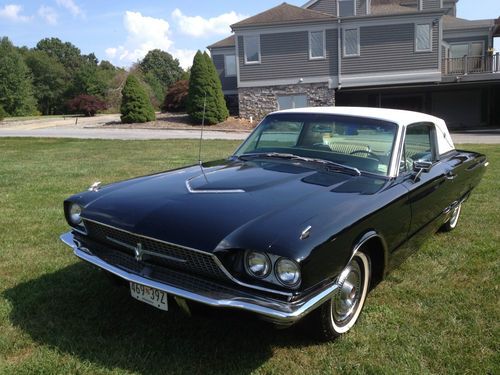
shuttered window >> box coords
[309,31,325,59]
[415,24,432,52]
[344,28,359,57]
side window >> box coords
[400,123,436,173]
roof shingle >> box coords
[207,35,235,49]
[231,2,335,29]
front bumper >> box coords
[60,231,338,325]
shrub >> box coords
[0,105,6,121]
[162,80,189,112]
[120,74,155,124]
[187,51,228,125]
[66,94,107,117]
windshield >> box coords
[234,113,398,176]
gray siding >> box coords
[308,0,336,15]
[422,0,442,9]
[342,23,439,75]
[212,54,237,92]
[238,30,338,82]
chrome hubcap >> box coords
[332,259,362,325]
[449,204,461,227]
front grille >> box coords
[83,220,228,280]
[90,244,246,297]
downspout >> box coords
[337,18,342,91]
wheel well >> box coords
[359,237,386,289]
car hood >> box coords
[77,159,387,258]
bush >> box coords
[187,51,228,125]
[162,80,189,112]
[66,94,107,117]
[0,105,6,121]
[120,74,155,124]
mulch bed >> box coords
[99,112,256,132]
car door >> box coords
[401,122,452,242]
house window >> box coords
[415,24,432,52]
[224,55,236,77]
[450,42,484,58]
[338,0,355,17]
[244,35,261,64]
[277,95,308,110]
[309,30,326,59]
[344,28,360,57]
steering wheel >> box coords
[350,150,380,161]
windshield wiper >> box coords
[237,152,361,176]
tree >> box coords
[187,51,228,124]
[0,37,37,116]
[25,50,69,115]
[139,49,183,103]
[163,80,189,112]
[120,74,155,123]
[67,94,107,116]
[35,37,83,73]
[0,105,6,121]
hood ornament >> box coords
[300,225,312,240]
[88,181,102,192]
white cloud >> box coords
[105,11,195,69]
[38,5,58,25]
[170,49,197,70]
[105,11,172,64]
[0,4,32,22]
[171,8,246,38]
[56,0,83,17]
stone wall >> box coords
[238,83,336,120]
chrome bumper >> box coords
[60,231,337,325]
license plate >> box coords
[130,282,168,311]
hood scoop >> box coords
[185,177,245,194]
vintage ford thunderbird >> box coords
[61,107,487,340]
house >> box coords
[208,0,500,129]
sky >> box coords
[0,0,498,69]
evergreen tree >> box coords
[120,74,155,123]
[187,50,228,124]
[0,37,37,116]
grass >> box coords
[0,138,498,375]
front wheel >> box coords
[305,251,371,341]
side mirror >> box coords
[413,160,433,181]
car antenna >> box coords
[198,92,209,183]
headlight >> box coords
[275,258,301,286]
[245,251,271,278]
[69,203,83,225]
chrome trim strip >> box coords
[60,232,336,324]
[185,178,245,194]
[77,220,294,297]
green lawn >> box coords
[0,138,498,375]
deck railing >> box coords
[442,54,500,75]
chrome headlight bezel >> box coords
[244,251,272,279]
[275,257,301,287]
[68,203,83,226]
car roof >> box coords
[272,106,443,127]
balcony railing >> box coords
[442,54,500,75]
